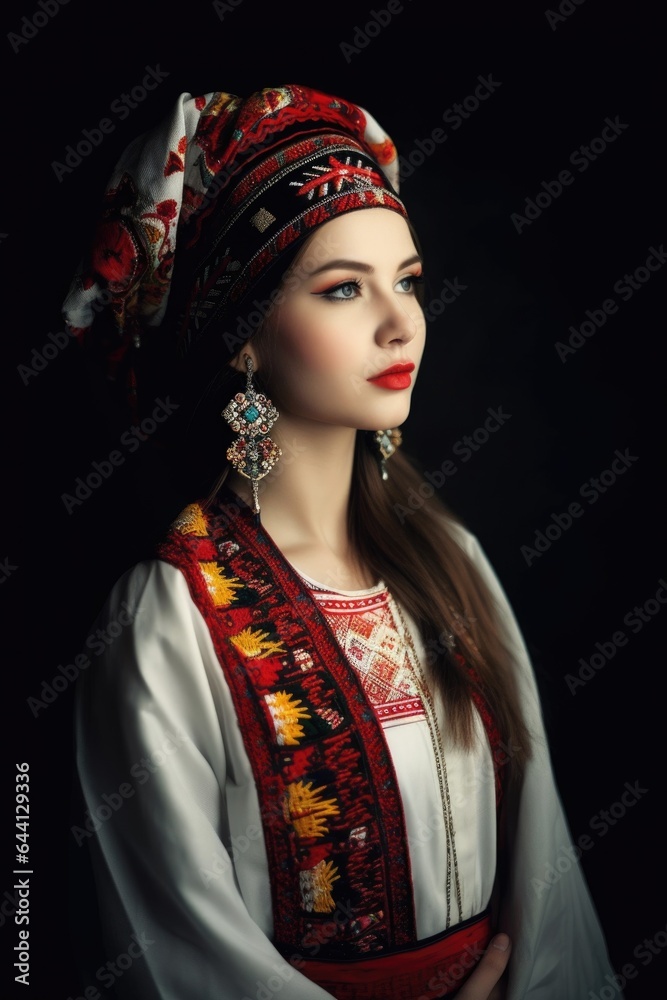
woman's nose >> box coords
[375,290,423,345]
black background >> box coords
[1,0,665,997]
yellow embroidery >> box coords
[144,222,162,245]
[285,781,340,839]
[230,626,285,658]
[200,561,243,607]
[208,91,241,117]
[173,503,208,537]
[299,859,340,913]
[264,690,311,745]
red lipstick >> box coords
[367,362,415,390]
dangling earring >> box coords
[373,428,402,481]
[222,353,282,517]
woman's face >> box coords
[245,208,426,433]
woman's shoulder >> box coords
[109,556,190,596]
[441,515,477,553]
[81,557,228,720]
[436,515,534,666]
[435,511,488,569]
[92,558,202,653]
[99,556,191,611]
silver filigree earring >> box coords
[373,428,402,480]
[222,354,282,516]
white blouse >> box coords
[293,568,497,935]
[74,524,618,999]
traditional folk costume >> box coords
[66,86,619,999]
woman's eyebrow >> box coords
[306,254,422,277]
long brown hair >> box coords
[350,439,532,776]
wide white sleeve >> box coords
[454,527,621,1000]
[74,558,335,1000]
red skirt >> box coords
[296,910,492,999]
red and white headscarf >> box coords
[62,85,406,415]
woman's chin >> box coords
[366,400,413,429]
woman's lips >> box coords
[367,363,414,390]
[368,372,412,389]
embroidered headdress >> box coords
[62,84,406,418]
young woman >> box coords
[66,85,618,999]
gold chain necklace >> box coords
[391,596,463,928]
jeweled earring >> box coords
[373,428,402,481]
[222,354,282,517]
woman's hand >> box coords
[455,934,511,1000]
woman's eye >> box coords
[318,274,423,300]
[397,274,423,293]
[321,280,362,300]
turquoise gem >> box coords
[244,404,260,422]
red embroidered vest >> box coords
[156,489,502,959]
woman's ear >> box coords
[228,346,258,375]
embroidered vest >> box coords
[156,489,502,959]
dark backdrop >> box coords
[1,1,665,997]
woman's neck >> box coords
[225,422,375,590]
